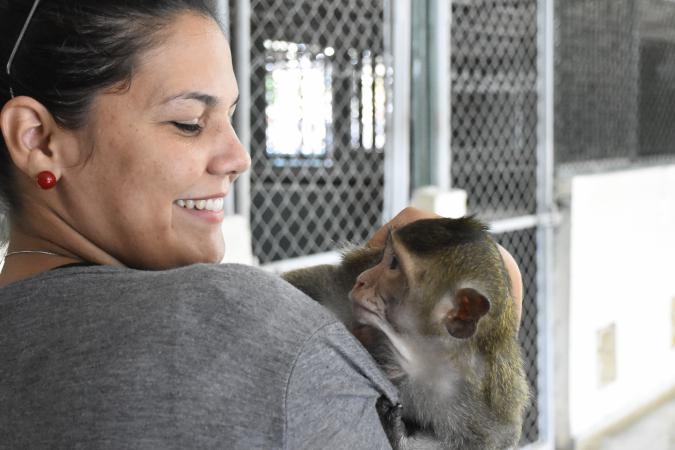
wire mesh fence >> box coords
[231,0,389,264]
[449,0,541,444]
[450,0,539,222]
[555,0,675,166]
[233,0,546,445]
[204,0,675,446]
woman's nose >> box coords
[207,126,251,177]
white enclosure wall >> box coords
[564,164,675,439]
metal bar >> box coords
[410,0,430,189]
[212,0,236,215]
[429,0,451,191]
[261,251,341,274]
[212,0,229,37]
[233,0,252,220]
[519,440,555,450]
[488,212,560,235]
[535,0,557,446]
[383,0,412,221]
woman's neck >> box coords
[0,252,83,287]
[1,219,103,287]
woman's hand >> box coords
[367,207,440,248]
[368,207,523,325]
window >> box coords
[264,40,334,166]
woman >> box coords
[0,1,522,448]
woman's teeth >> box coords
[175,197,224,212]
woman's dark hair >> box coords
[0,0,219,222]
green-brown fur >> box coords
[281,246,382,329]
[399,220,529,434]
[282,217,530,449]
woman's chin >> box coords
[150,246,225,269]
[186,247,224,266]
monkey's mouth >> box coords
[352,303,383,324]
[353,305,413,364]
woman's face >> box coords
[67,12,250,269]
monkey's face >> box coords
[350,222,494,344]
[349,232,413,333]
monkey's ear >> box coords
[444,288,490,339]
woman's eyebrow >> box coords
[160,91,219,107]
[158,92,239,109]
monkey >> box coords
[282,216,530,450]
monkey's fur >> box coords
[282,217,530,450]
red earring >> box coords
[36,171,57,190]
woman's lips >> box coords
[177,206,225,223]
[174,195,226,223]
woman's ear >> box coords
[0,96,81,184]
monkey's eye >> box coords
[389,255,399,270]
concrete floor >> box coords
[584,396,675,450]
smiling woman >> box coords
[0,1,400,448]
[1,7,249,271]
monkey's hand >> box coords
[376,396,406,450]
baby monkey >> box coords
[283,217,529,450]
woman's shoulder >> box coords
[1,262,337,340]
[0,262,344,389]
[2,262,303,296]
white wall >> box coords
[220,214,256,265]
[567,164,675,438]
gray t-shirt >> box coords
[0,263,398,449]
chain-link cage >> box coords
[555,0,675,166]
[450,0,538,221]
[639,0,675,158]
[449,0,540,445]
[555,0,639,164]
[231,0,389,264]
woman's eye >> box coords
[172,122,203,134]
[389,255,399,270]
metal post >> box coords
[213,0,234,215]
[410,1,430,189]
[536,0,557,447]
[383,0,412,221]
[410,0,450,192]
[211,0,229,33]
[233,0,252,220]
[429,0,451,191]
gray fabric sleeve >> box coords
[0,264,400,449]
[285,322,398,450]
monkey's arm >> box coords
[282,264,355,326]
[282,247,383,327]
